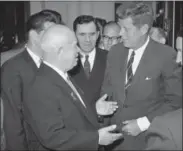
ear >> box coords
[140,24,149,35]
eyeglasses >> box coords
[102,35,121,41]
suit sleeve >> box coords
[147,50,182,121]
[1,66,28,150]
[24,80,99,150]
[145,116,176,150]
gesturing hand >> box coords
[96,94,118,116]
[98,125,123,145]
[122,119,142,136]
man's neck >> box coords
[26,42,41,58]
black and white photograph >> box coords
[0,1,182,150]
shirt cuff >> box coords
[137,116,151,131]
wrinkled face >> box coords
[75,22,99,53]
[118,17,144,49]
[60,33,79,71]
[102,26,121,51]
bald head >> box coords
[103,21,121,35]
[41,24,76,52]
[102,21,121,51]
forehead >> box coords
[104,25,120,36]
[118,17,134,28]
[76,22,97,33]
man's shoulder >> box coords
[149,39,176,58]
[1,50,27,74]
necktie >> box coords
[84,55,90,78]
[125,51,135,94]
[67,76,86,108]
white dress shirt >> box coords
[26,46,41,68]
[126,36,151,132]
[80,48,96,71]
[43,61,86,108]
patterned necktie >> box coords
[125,51,135,94]
[84,55,90,78]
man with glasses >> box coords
[100,21,121,51]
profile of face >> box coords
[75,22,99,53]
[118,17,147,49]
[59,33,79,71]
[149,27,166,44]
[102,25,121,51]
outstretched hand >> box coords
[96,94,118,116]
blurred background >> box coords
[0,1,182,52]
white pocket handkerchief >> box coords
[145,77,152,80]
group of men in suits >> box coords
[1,2,182,151]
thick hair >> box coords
[116,2,154,29]
[95,17,107,29]
[73,15,99,32]
[26,10,62,33]
[40,9,65,25]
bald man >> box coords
[149,27,167,44]
[23,25,122,150]
[100,21,121,51]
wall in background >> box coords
[30,1,115,29]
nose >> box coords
[85,35,90,42]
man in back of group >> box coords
[100,21,121,51]
[1,10,63,150]
[69,15,108,114]
[23,24,123,150]
[149,27,167,44]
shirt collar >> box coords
[79,48,96,59]
[129,36,150,53]
[26,46,41,68]
[43,61,68,81]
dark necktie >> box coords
[125,51,135,94]
[84,55,90,78]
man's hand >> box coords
[122,119,142,136]
[96,94,118,116]
[98,125,123,145]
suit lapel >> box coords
[41,64,99,128]
[22,49,39,72]
[130,40,153,87]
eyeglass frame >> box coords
[102,35,122,41]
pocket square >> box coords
[145,77,152,80]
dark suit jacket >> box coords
[1,49,39,150]
[101,39,182,150]
[69,48,108,113]
[146,108,182,150]
[23,63,100,150]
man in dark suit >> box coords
[146,108,182,150]
[1,10,63,150]
[101,2,182,150]
[23,24,122,150]
[69,15,108,114]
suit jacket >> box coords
[101,39,182,150]
[1,49,39,150]
[146,108,182,150]
[1,42,25,66]
[23,63,100,150]
[69,48,108,113]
